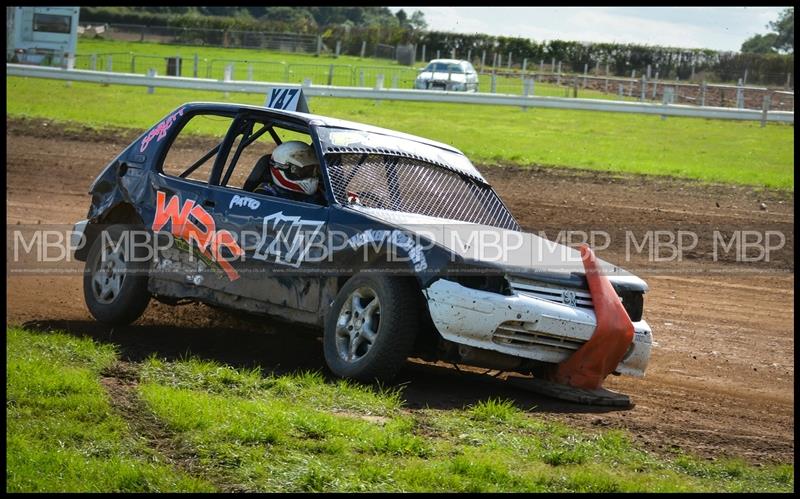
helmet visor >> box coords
[272,159,319,180]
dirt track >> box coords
[5,118,794,464]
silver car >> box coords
[414,59,479,92]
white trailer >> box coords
[7,6,80,66]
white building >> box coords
[7,6,80,66]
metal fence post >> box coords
[646,64,651,79]
[700,80,707,106]
[422,45,426,63]
[618,84,624,97]
[392,74,398,89]
[785,72,792,90]
[743,69,748,86]
[480,50,485,71]
[193,53,198,78]
[652,79,658,100]
[467,49,472,61]
[491,71,496,93]
[605,62,610,76]
[583,63,588,88]
[316,35,322,56]
[327,64,334,86]
[335,40,341,58]
[436,49,440,59]
[761,93,771,127]
[522,78,532,112]
[573,77,578,97]
[628,77,634,97]
[375,74,384,90]
[605,77,609,93]
[492,52,498,70]
[223,64,232,98]
[147,68,156,94]
[640,75,646,101]
[507,51,512,69]
[451,48,456,59]
[90,54,97,71]
[359,70,365,87]
[539,59,544,76]
[556,62,561,86]
[551,57,555,73]
[498,54,502,69]
[736,78,744,109]
[662,86,674,120]
[522,58,527,73]
[360,41,366,58]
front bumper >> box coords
[423,279,653,377]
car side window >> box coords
[161,113,236,184]
[216,122,326,206]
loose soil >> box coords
[6,117,794,464]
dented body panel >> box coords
[73,101,654,378]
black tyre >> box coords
[83,224,151,325]
[323,274,420,383]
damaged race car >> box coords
[72,101,653,398]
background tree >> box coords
[769,7,794,53]
[741,33,778,53]
[741,7,793,54]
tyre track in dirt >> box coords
[5,118,794,464]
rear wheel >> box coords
[83,224,151,325]
[323,274,420,383]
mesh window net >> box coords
[326,153,520,231]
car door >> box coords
[204,115,331,314]
[150,110,243,296]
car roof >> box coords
[426,59,469,65]
[179,101,463,155]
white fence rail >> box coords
[7,64,794,124]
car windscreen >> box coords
[423,62,464,73]
[324,152,520,231]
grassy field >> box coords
[6,326,793,492]
[7,75,794,189]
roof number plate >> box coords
[265,87,309,113]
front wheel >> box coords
[83,224,151,325]
[323,274,420,383]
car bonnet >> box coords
[345,206,648,290]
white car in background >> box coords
[414,59,479,92]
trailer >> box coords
[6,6,79,67]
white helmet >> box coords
[270,141,320,195]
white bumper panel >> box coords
[424,279,652,377]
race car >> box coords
[71,102,653,386]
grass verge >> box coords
[135,354,793,492]
[6,327,793,492]
[6,76,793,189]
[6,327,214,492]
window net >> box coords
[326,153,520,231]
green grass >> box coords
[6,327,793,492]
[6,327,214,492]
[135,355,793,492]
[7,75,793,189]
